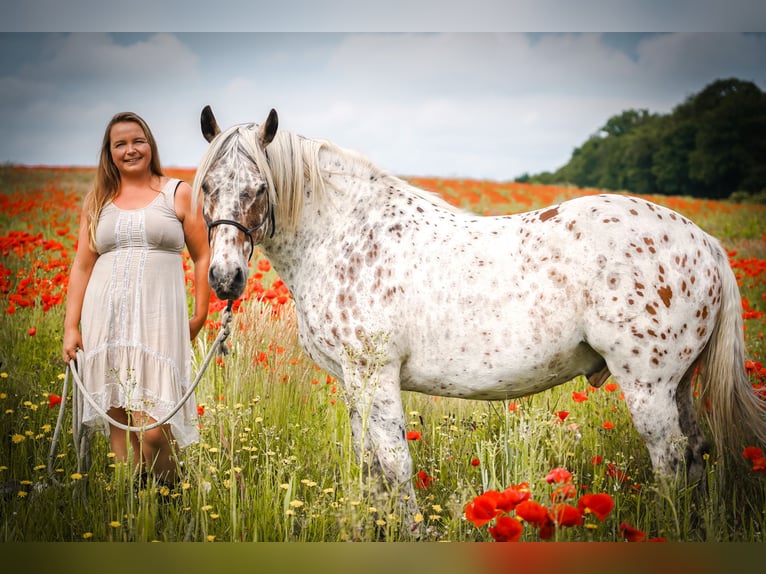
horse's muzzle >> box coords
[208,263,247,301]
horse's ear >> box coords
[201,105,221,143]
[259,109,278,147]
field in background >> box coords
[1,165,764,542]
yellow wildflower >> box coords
[11,434,25,444]
[109,521,121,528]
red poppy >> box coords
[577,493,614,521]
[572,391,588,403]
[743,446,764,461]
[415,470,434,490]
[555,410,569,422]
[27,327,36,336]
[197,404,205,416]
[619,521,646,542]
[605,463,629,483]
[590,455,603,465]
[48,394,62,409]
[489,516,523,542]
[551,503,583,527]
[406,430,422,441]
[603,382,619,392]
[465,493,501,528]
[602,421,614,430]
[257,259,271,272]
[514,500,548,527]
[496,485,531,512]
[545,467,573,484]
[551,483,577,501]
[470,458,480,467]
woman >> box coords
[62,111,210,484]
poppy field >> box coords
[1,165,765,542]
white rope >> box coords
[47,303,233,483]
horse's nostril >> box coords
[233,267,245,285]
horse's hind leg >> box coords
[676,361,710,487]
[612,370,688,478]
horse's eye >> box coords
[255,184,267,198]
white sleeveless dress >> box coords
[80,178,199,447]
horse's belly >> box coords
[399,340,603,400]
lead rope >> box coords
[47,300,234,485]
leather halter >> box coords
[206,207,275,262]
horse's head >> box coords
[195,105,278,301]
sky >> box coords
[1,3,765,181]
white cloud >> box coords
[0,32,764,180]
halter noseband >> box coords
[206,207,275,262]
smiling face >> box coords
[109,121,152,177]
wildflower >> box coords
[619,521,646,542]
[514,500,548,527]
[109,521,121,528]
[465,493,501,528]
[590,455,603,465]
[48,394,62,408]
[551,504,583,527]
[289,500,304,508]
[602,421,614,430]
[70,473,83,481]
[577,493,614,521]
[555,410,569,422]
[206,535,215,542]
[604,382,619,392]
[605,463,629,483]
[17,491,28,498]
[470,457,481,467]
[27,327,36,336]
[197,404,205,416]
[507,402,519,412]
[545,467,573,484]
[743,446,764,461]
[11,434,25,444]
[572,391,588,403]
[406,430,422,441]
[82,532,93,539]
[551,483,577,501]
[496,484,532,512]
[488,516,523,542]
[415,470,434,490]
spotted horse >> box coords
[193,105,766,525]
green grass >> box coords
[1,167,764,542]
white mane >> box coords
[193,122,461,232]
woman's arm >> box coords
[176,181,211,340]
[62,200,99,362]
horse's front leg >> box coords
[340,351,419,526]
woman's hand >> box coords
[62,327,83,364]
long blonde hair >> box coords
[85,112,164,249]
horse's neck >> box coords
[264,147,422,283]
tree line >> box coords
[517,78,766,201]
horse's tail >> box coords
[698,241,766,481]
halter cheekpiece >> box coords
[206,207,275,262]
